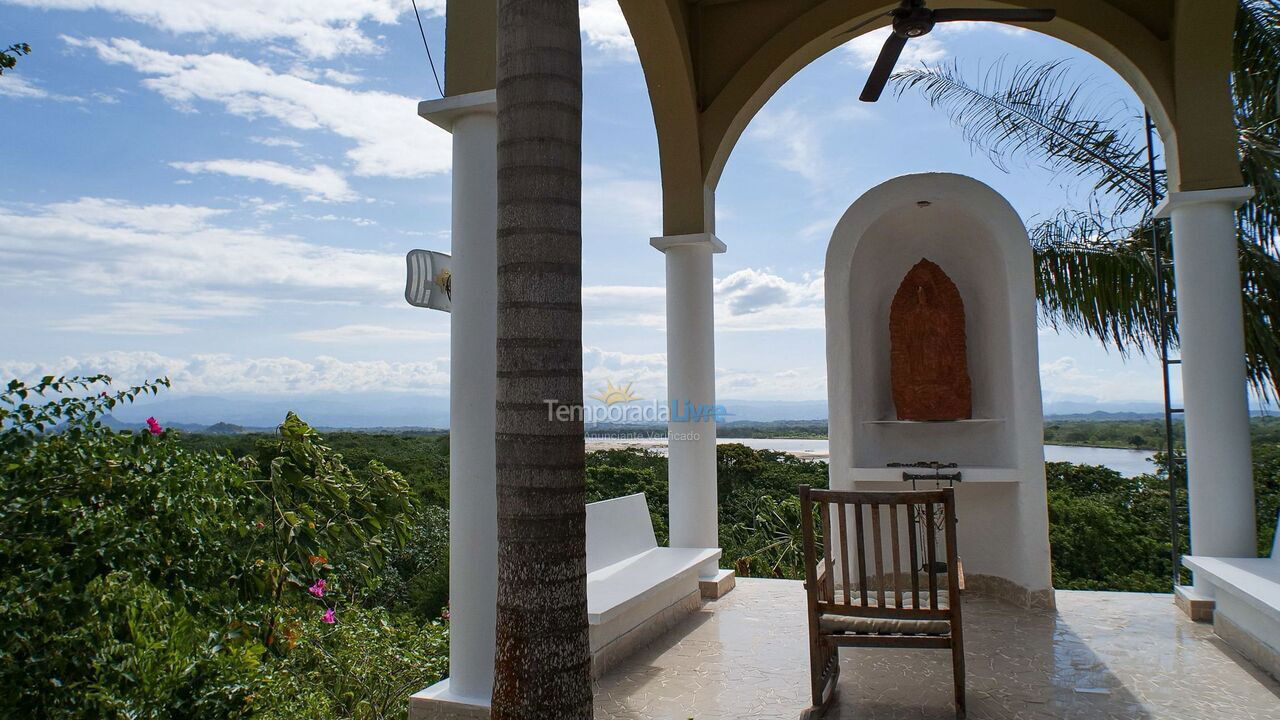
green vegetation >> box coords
[1,377,449,720]
[0,43,30,75]
[1042,416,1280,450]
[7,376,1280,717]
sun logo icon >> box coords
[591,380,640,406]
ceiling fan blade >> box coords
[932,8,1056,23]
[859,32,908,102]
[834,11,892,38]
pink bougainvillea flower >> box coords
[308,579,326,598]
[322,608,336,624]
[145,417,163,435]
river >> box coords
[584,437,1157,477]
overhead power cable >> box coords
[411,0,444,98]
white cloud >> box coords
[579,0,635,60]
[716,366,827,400]
[64,36,452,178]
[5,0,445,59]
[715,268,824,331]
[301,213,379,226]
[1039,355,1165,404]
[250,135,303,148]
[746,107,824,184]
[0,197,401,309]
[0,75,82,101]
[0,347,666,398]
[582,346,668,396]
[841,26,948,71]
[323,68,363,85]
[53,293,264,335]
[582,285,664,328]
[0,351,451,395]
[290,324,445,343]
[37,196,228,233]
[171,159,357,202]
[583,174,662,237]
[580,268,825,332]
[579,346,828,402]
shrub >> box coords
[0,376,425,719]
[365,505,451,620]
[58,574,265,719]
[256,606,447,720]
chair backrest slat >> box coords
[907,502,920,601]
[853,502,869,605]
[925,502,939,611]
[837,501,852,605]
[889,503,902,609]
[870,504,886,607]
[821,500,835,602]
[943,489,963,621]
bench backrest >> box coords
[586,492,659,573]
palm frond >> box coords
[893,59,1155,215]
[1236,0,1280,253]
[1034,216,1280,401]
[1240,239,1280,401]
[1031,212,1169,358]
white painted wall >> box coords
[825,173,1052,594]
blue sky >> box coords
[0,1,1189,414]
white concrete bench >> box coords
[586,492,720,677]
[1182,513,1280,679]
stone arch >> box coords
[700,0,1181,188]
[611,0,1244,225]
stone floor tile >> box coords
[592,578,1280,719]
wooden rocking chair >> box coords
[799,486,966,718]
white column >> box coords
[415,90,497,709]
[651,232,726,579]
[1156,186,1257,562]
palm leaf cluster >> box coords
[1237,0,1280,255]
[892,0,1280,400]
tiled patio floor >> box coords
[594,578,1280,719]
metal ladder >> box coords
[1144,111,1188,589]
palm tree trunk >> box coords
[491,1,592,718]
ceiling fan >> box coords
[842,0,1056,102]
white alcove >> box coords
[825,173,1052,605]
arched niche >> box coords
[825,173,1052,605]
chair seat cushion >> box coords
[819,613,951,636]
[818,594,952,636]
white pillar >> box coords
[1156,186,1257,562]
[413,90,497,711]
[651,232,726,580]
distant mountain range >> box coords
[97,393,1260,433]
[111,393,451,430]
